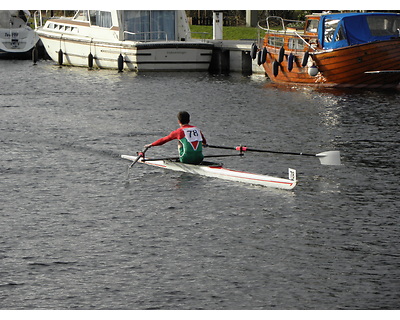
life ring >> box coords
[272,60,279,77]
[288,53,294,71]
[302,51,309,67]
[261,47,267,64]
[251,43,258,60]
[278,46,285,63]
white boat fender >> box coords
[288,53,294,71]
[58,49,63,65]
[88,53,94,69]
[278,46,285,63]
[272,60,279,77]
[308,65,318,76]
[251,43,258,59]
[261,47,267,64]
[118,54,124,72]
[301,51,309,67]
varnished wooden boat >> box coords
[254,12,400,89]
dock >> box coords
[208,40,265,75]
[203,11,265,75]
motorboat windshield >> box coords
[123,10,176,41]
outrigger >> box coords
[121,145,341,190]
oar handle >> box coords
[129,146,150,168]
[207,145,248,154]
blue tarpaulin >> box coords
[318,12,400,49]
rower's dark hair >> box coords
[177,111,190,124]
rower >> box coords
[144,111,207,165]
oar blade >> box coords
[316,151,341,166]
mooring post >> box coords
[213,11,223,40]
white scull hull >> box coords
[121,155,297,190]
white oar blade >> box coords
[316,151,341,165]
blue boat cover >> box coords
[318,12,400,49]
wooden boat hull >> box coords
[262,39,400,89]
[121,155,297,190]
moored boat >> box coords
[254,12,400,89]
[35,10,214,71]
[0,10,39,58]
[121,155,297,190]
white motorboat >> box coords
[35,10,214,71]
[121,155,297,190]
[0,10,39,58]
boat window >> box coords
[306,19,319,33]
[288,38,304,50]
[74,10,89,22]
[123,10,176,41]
[367,15,400,37]
[335,25,346,41]
[324,19,340,42]
[267,36,284,48]
[89,11,112,28]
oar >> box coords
[123,147,150,180]
[207,144,341,165]
[142,154,244,162]
[129,146,149,168]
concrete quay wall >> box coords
[208,40,265,75]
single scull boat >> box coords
[121,155,297,190]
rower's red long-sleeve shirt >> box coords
[151,124,207,147]
[151,124,207,164]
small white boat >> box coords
[0,10,39,58]
[35,10,214,71]
[121,155,297,190]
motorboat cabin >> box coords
[36,10,214,71]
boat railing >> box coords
[189,32,210,41]
[294,31,318,51]
[266,16,286,32]
[33,10,43,29]
[34,10,71,29]
[258,16,304,33]
[257,16,319,52]
[123,30,168,42]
